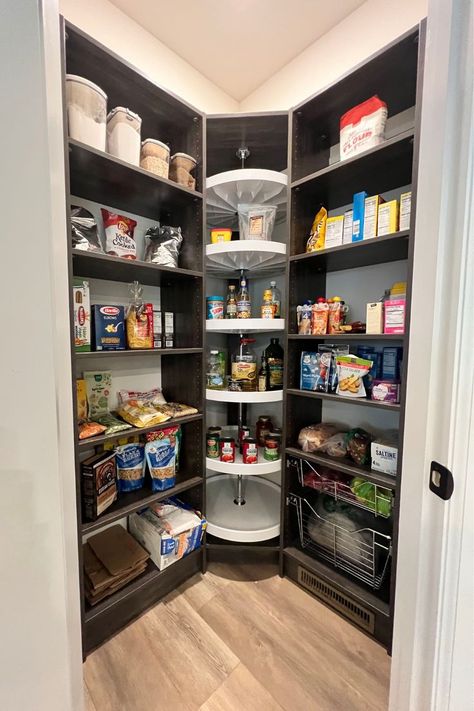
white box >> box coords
[371,439,398,476]
[129,505,204,570]
[342,210,353,244]
[325,215,344,248]
[364,195,384,240]
[399,191,411,230]
[366,302,384,334]
[164,311,174,348]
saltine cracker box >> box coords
[371,438,398,476]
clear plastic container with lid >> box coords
[106,107,142,166]
[169,152,197,190]
[140,139,170,178]
[65,74,107,150]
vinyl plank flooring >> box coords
[83,682,97,711]
[200,663,284,711]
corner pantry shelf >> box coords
[206,475,281,542]
[76,348,203,359]
[206,318,285,334]
[206,169,287,227]
[286,389,400,411]
[206,240,286,273]
[206,452,281,476]
[78,413,203,448]
[287,333,404,342]
[206,389,284,403]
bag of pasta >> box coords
[126,281,153,349]
[115,443,145,492]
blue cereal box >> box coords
[352,191,368,242]
[92,305,126,351]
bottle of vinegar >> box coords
[226,284,237,319]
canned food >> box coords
[242,437,258,464]
[264,433,281,461]
[238,425,250,452]
[219,436,235,463]
[206,428,221,458]
[206,296,224,319]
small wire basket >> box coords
[288,492,392,589]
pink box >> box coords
[384,298,405,334]
[371,380,400,403]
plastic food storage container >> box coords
[140,139,170,178]
[210,228,232,243]
[169,152,197,190]
[65,74,107,150]
[106,107,142,166]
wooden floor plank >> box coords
[200,663,284,711]
[83,682,97,711]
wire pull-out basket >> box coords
[288,493,392,589]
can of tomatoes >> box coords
[219,437,235,463]
[242,437,258,464]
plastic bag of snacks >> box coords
[145,426,181,492]
[298,423,338,452]
[306,207,327,252]
[144,225,183,268]
[95,412,132,436]
[71,206,103,252]
[119,387,166,406]
[126,281,153,349]
[336,355,373,398]
[115,443,146,492]
[340,96,387,161]
[101,209,137,259]
[345,428,372,466]
[311,299,329,335]
[117,400,171,428]
[84,371,112,419]
[78,421,107,440]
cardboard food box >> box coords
[128,500,206,570]
[164,312,174,348]
[371,379,400,403]
[399,191,412,230]
[325,215,344,248]
[377,200,399,236]
[384,299,405,334]
[343,209,353,244]
[371,438,398,476]
[366,302,384,334]
[364,195,385,240]
[73,279,91,352]
[81,450,117,521]
[352,191,368,242]
[153,309,162,349]
[92,305,126,350]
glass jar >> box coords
[256,415,273,447]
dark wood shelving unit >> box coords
[282,22,426,649]
[61,18,205,657]
[81,476,204,534]
[286,388,401,411]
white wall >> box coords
[0,1,82,710]
[240,0,428,112]
[59,0,238,114]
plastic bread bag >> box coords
[345,428,372,465]
[71,206,103,252]
[335,355,373,398]
[115,443,145,492]
[238,204,277,241]
[297,423,338,452]
[144,225,183,267]
[306,207,327,252]
[316,432,348,458]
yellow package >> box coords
[117,400,171,429]
[306,207,328,252]
[377,200,399,236]
[76,379,88,422]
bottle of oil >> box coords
[237,271,251,319]
[226,284,237,318]
[258,352,268,391]
[265,337,284,390]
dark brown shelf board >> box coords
[283,546,390,616]
[290,231,409,271]
[84,548,202,623]
[69,139,202,220]
[287,333,404,342]
[291,130,415,190]
[285,447,396,489]
[75,348,203,359]
[286,389,401,411]
[72,249,203,287]
[78,412,203,448]
[81,476,204,535]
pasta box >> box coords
[73,279,90,352]
[92,305,126,350]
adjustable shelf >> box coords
[78,413,203,448]
[286,389,401,411]
[206,240,286,274]
[206,451,281,476]
[206,389,284,403]
[206,318,285,334]
[76,348,203,359]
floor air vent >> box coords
[297,566,375,634]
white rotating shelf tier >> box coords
[206,450,281,476]
[206,475,281,542]
[206,240,286,275]
[206,318,285,334]
[206,389,284,403]
[206,169,287,229]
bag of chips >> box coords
[144,225,183,267]
[102,209,137,259]
[71,206,103,252]
[95,412,132,436]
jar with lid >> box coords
[140,139,170,178]
[256,415,273,447]
[65,74,107,151]
[106,107,142,165]
[206,350,226,390]
[231,338,257,391]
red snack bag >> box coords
[102,209,137,259]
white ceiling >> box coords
[109,0,366,101]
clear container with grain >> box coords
[169,152,197,190]
[106,107,142,166]
[140,139,170,178]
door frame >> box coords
[390,0,474,708]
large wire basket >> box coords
[288,492,392,589]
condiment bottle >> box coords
[256,415,273,447]
[226,284,237,318]
[237,271,251,319]
[261,289,274,318]
[265,337,284,390]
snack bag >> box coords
[76,379,88,422]
[115,443,145,492]
[297,302,312,335]
[84,371,112,419]
[126,281,153,349]
[117,400,171,428]
[319,344,350,392]
[311,299,329,335]
[119,387,166,406]
[306,207,327,252]
[145,434,177,492]
[94,412,132,435]
[146,425,182,470]
[328,298,348,334]
[336,355,373,398]
[102,209,137,259]
[300,352,330,392]
[345,429,372,465]
[78,421,107,440]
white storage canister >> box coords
[106,107,142,165]
[65,74,107,150]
